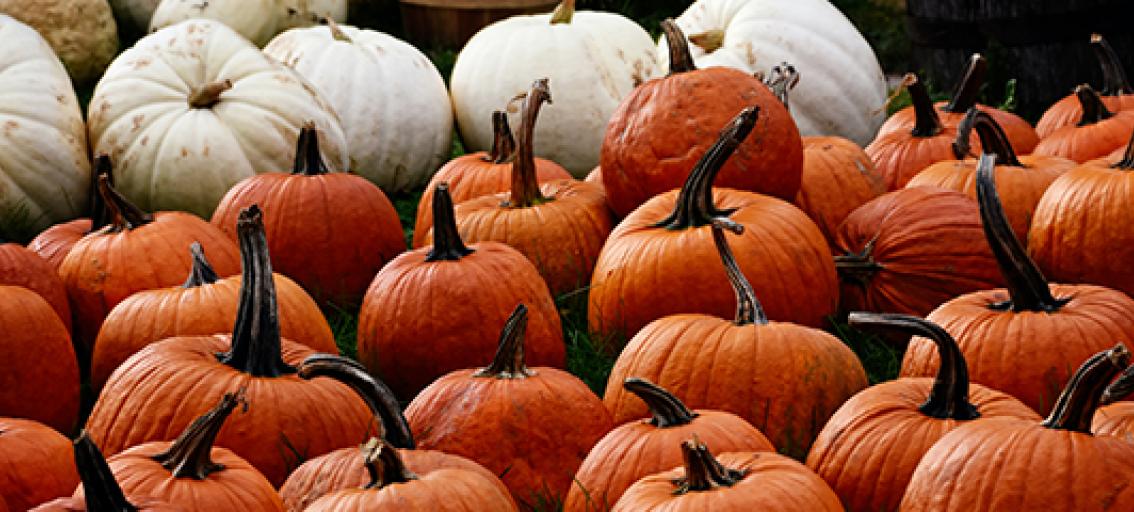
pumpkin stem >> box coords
[298,353,415,449]
[848,312,979,420]
[188,79,233,109]
[674,437,746,494]
[484,111,516,164]
[362,438,418,489]
[975,153,1069,312]
[1091,34,1133,96]
[549,0,574,24]
[1113,131,1134,170]
[292,122,331,176]
[653,107,758,230]
[216,205,297,377]
[1102,363,1134,405]
[662,19,697,75]
[183,242,220,288]
[152,389,246,479]
[74,431,139,512]
[943,53,987,113]
[474,304,533,379]
[763,62,800,111]
[1043,343,1130,433]
[907,74,944,137]
[326,17,352,43]
[688,29,725,54]
[1076,84,1114,126]
[89,154,117,233]
[506,79,552,208]
[711,218,768,325]
[951,108,978,159]
[98,173,153,232]
[425,183,474,262]
[834,238,884,287]
[624,378,699,428]
[969,110,1024,167]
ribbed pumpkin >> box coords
[903,154,1134,415]
[411,111,571,248]
[28,155,115,271]
[90,242,335,391]
[589,107,836,345]
[604,219,866,456]
[404,305,613,509]
[30,433,179,512]
[564,379,773,512]
[794,135,886,249]
[900,344,1134,511]
[1037,34,1134,138]
[358,184,565,400]
[600,19,802,218]
[806,313,1040,512]
[0,241,70,330]
[85,207,372,487]
[212,124,404,307]
[866,74,966,190]
[1033,84,1134,162]
[0,418,79,511]
[0,285,79,433]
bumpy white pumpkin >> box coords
[149,0,346,47]
[660,0,888,145]
[88,19,348,219]
[0,0,119,86]
[265,22,452,193]
[109,0,161,37]
[0,16,90,239]
[450,0,658,177]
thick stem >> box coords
[689,29,725,54]
[951,108,978,160]
[425,183,474,262]
[326,17,352,42]
[298,354,415,449]
[549,0,574,24]
[975,154,1069,312]
[653,107,758,230]
[835,238,884,286]
[484,111,516,164]
[1076,84,1114,126]
[474,304,533,379]
[292,122,330,176]
[1102,363,1134,405]
[1043,343,1130,433]
[216,205,297,377]
[1091,34,1134,96]
[183,242,220,288]
[711,218,767,325]
[188,79,233,109]
[74,431,139,512]
[362,438,418,489]
[624,378,699,428]
[152,390,245,479]
[89,154,116,233]
[1114,130,1134,170]
[907,74,944,137]
[674,437,746,494]
[661,19,697,75]
[98,174,153,232]
[847,313,979,420]
[943,53,987,113]
[506,79,552,208]
[969,111,1024,167]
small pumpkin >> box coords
[30,433,179,512]
[28,156,115,271]
[793,136,886,249]
[1033,84,1134,162]
[866,73,964,190]
[0,286,79,434]
[0,418,79,511]
[1037,34,1134,138]
[0,240,71,330]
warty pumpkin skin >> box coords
[794,135,886,249]
[0,286,79,434]
[1033,84,1134,163]
[1037,34,1134,138]
[28,157,116,271]
[0,418,80,512]
[31,433,181,512]
[0,242,71,330]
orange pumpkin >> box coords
[794,136,886,249]
[0,241,70,330]
[867,74,968,190]
[0,418,79,511]
[30,433,179,512]
[0,285,79,433]
[1037,34,1134,138]
[28,155,115,270]
[1033,84,1134,162]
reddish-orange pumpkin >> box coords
[1033,84,1134,162]
[1037,34,1134,138]
[600,20,802,217]
[31,433,180,512]
[0,286,79,433]
[794,136,886,249]
[0,418,79,511]
[0,242,70,330]
[28,156,115,270]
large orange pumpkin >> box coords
[1033,84,1134,162]
[794,136,886,250]
[0,241,70,330]
[0,418,79,511]
[0,285,79,433]
[28,155,115,270]
[867,74,965,190]
[1037,34,1134,138]
[30,433,179,512]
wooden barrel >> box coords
[399,0,559,49]
[905,0,1134,121]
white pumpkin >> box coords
[88,19,348,219]
[450,0,658,177]
[0,0,119,86]
[265,22,453,193]
[0,16,90,239]
[109,0,161,37]
[659,0,888,146]
[149,0,345,47]
[278,0,349,30]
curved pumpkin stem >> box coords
[969,110,1024,167]
[1091,34,1134,96]
[74,431,139,512]
[951,108,978,159]
[362,438,418,489]
[943,53,987,113]
[711,218,768,326]
[89,154,117,233]
[834,238,884,286]
[907,74,944,137]
[98,174,153,232]
[474,304,533,379]
[847,312,979,420]
[484,111,516,164]
[674,437,745,494]
[975,154,1069,312]
[1076,84,1114,126]
[653,107,759,230]
[549,0,574,24]
[217,205,297,377]
[1043,343,1130,433]
[763,62,800,111]
[188,79,232,109]
[1102,363,1134,405]
[662,19,697,75]
[425,183,474,262]
[506,79,552,208]
[152,389,245,479]
[624,378,699,428]
[293,122,330,176]
[1112,130,1134,171]
[298,353,415,449]
[183,242,220,288]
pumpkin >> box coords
[90,241,336,391]
[88,18,347,219]
[450,0,658,176]
[264,20,453,194]
[404,304,614,508]
[564,379,774,512]
[358,183,565,400]
[211,124,404,307]
[27,156,115,270]
[411,111,571,248]
[0,241,70,330]
[1037,34,1134,138]
[84,206,373,486]
[866,74,965,190]
[108,0,159,38]
[806,313,1040,512]
[423,79,612,297]
[150,0,346,47]
[611,438,842,511]
[30,433,179,512]
[0,418,79,511]
[794,136,886,249]
[589,107,836,344]
[0,286,79,433]
[0,15,90,241]
[900,344,1134,511]
[661,0,887,146]
[0,0,118,86]
[601,20,802,217]
[1033,84,1134,162]
[603,219,866,456]
[902,154,1134,415]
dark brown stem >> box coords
[711,218,767,325]
[653,107,758,230]
[298,354,415,449]
[152,390,245,479]
[662,19,697,75]
[674,437,746,494]
[183,242,220,288]
[908,74,944,137]
[474,304,533,379]
[1091,34,1133,96]
[951,108,977,159]
[74,431,139,512]
[848,312,979,420]
[969,111,1023,167]
[89,154,116,233]
[975,154,1069,313]
[188,79,233,109]
[943,54,987,113]
[1114,131,1134,170]
[292,122,330,176]
[506,79,551,208]
[1043,344,1130,433]
[425,183,474,262]
[549,0,574,24]
[1076,84,1114,126]
[484,111,516,164]
[1102,363,1134,405]
[362,438,418,489]
[835,238,884,286]
[216,205,297,377]
[624,378,699,428]
[98,174,153,232]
